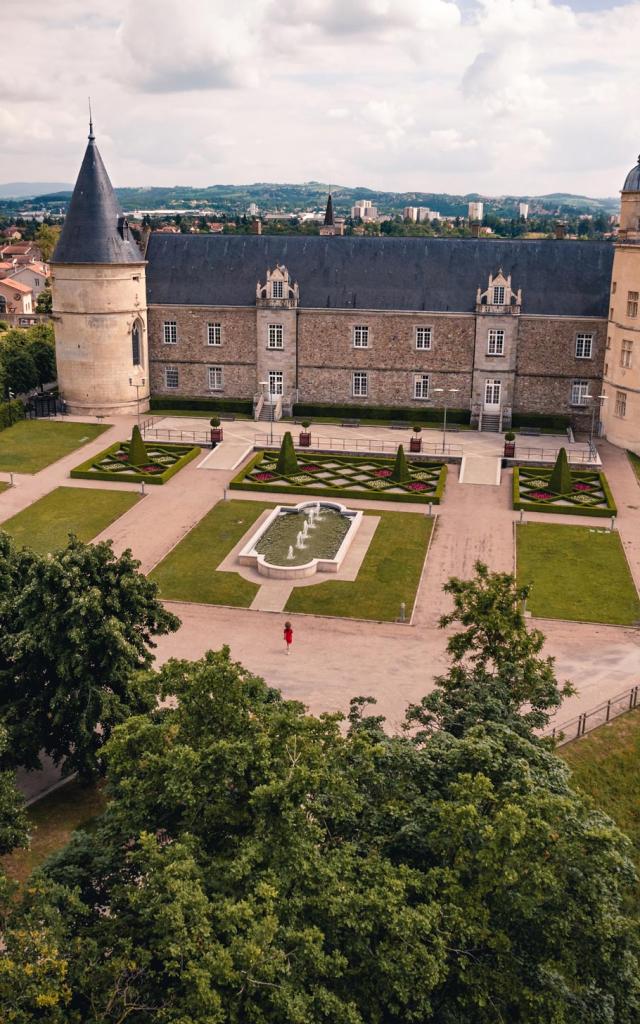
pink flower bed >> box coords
[573,482,594,492]
[374,469,393,478]
[114,453,129,461]
[407,481,429,491]
[142,465,163,474]
[254,471,276,481]
[529,490,553,500]
[302,465,322,473]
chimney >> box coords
[555,222,566,240]
[250,218,262,235]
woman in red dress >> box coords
[283,621,293,655]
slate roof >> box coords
[52,133,143,265]
[622,156,640,192]
[146,234,613,318]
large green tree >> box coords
[0,533,180,778]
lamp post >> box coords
[259,380,274,446]
[585,392,607,453]
[432,387,460,453]
[129,376,145,430]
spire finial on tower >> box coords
[88,97,95,142]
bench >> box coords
[341,419,360,428]
[218,413,236,421]
[390,421,411,430]
[519,427,540,437]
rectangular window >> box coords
[353,325,369,348]
[207,322,221,346]
[487,329,505,355]
[612,281,617,294]
[268,370,283,397]
[571,379,589,406]
[165,367,179,389]
[604,362,609,377]
[492,286,505,304]
[575,333,593,359]
[415,326,432,350]
[163,321,177,345]
[621,339,633,368]
[272,280,283,299]
[615,391,627,417]
[414,373,430,399]
[268,324,283,349]
[208,366,223,391]
[352,371,368,397]
[606,336,611,350]
[627,291,639,318]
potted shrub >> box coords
[410,424,422,452]
[210,416,223,445]
[299,420,312,447]
[504,430,516,457]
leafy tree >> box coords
[34,223,61,261]
[276,430,298,475]
[0,725,27,855]
[391,442,410,482]
[1,345,38,396]
[35,287,52,313]
[406,561,574,738]
[29,337,57,388]
[549,446,572,494]
[128,424,149,466]
[0,533,180,778]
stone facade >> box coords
[601,243,640,453]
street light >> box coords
[259,380,274,446]
[129,376,146,430]
[584,392,607,452]
[432,387,460,453]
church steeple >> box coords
[324,192,335,226]
[52,126,142,265]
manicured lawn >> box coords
[561,709,640,870]
[0,420,110,473]
[1,778,106,884]
[150,499,274,607]
[285,510,433,621]
[0,481,9,494]
[2,486,140,554]
[628,450,640,483]
[516,522,640,625]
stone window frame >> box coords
[414,373,430,400]
[352,370,368,397]
[615,391,627,417]
[570,379,589,407]
[163,321,177,345]
[165,366,179,390]
[415,326,432,350]
[272,280,284,299]
[353,325,369,349]
[131,318,143,368]
[487,328,505,356]
[208,365,223,391]
[621,339,633,368]
[492,286,505,304]
[268,323,284,349]
[627,291,639,318]
[575,333,593,359]
[207,322,222,346]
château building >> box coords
[50,126,640,452]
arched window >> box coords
[132,320,143,367]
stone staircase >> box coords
[481,413,501,433]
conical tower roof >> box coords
[622,155,640,193]
[324,192,335,226]
[52,123,142,265]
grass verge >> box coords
[561,709,640,869]
[1,486,140,554]
[516,522,640,625]
[150,499,274,606]
[1,778,107,884]
[285,510,433,621]
[0,420,110,473]
[628,450,640,484]
[0,482,9,495]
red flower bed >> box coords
[407,481,429,491]
[302,465,322,473]
[254,471,276,481]
[114,453,129,461]
[141,465,163,474]
[529,490,553,500]
[573,481,594,492]
[374,469,393,478]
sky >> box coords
[1,0,639,197]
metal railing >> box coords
[254,432,463,457]
[543,684,639,745]
[142,427,210,445]
[515,445,597,465]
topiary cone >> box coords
[548,446,572,494]
[391,443,411,483]
[276,431,299,475]
[128,424,149,467]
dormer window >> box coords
[272,280,283,299]
[118,216,130,241]
[256,265,300,307]
[476,270,522,314]
[492,286,505,305]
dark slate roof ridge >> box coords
[145,233,613,318]
[52,137,143,265]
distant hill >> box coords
[0,180,619,217]
[0,182,73,199]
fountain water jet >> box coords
[287,545,295,560]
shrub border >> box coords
[512,466,617,518]
[292,401,470,425]
[71,441,201,485]
[230,449,447,504]
[150,397,252,415]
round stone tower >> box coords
[50,121,150,416]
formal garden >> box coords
[231,432,447,504]
[516,522,640,625]
[513,447,616,517]
[0,419,110,473]
[1,486,140,554]
[71,425,201,485]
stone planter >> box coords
[210,427,224,444]
[298,431,311,447]
[410,436,422,452]
[504,441,515,457]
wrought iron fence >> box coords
[254,433,463,458]
[142,427,210,445]
[543,684,639,745]
[515,446,597,465]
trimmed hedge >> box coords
[71,441,201,485]
[230,449,448,505]
[0,399,25,432]
[511,412,571,431]
[150,397,253,415]
[512,466,617,518]
[292,402,471,425]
